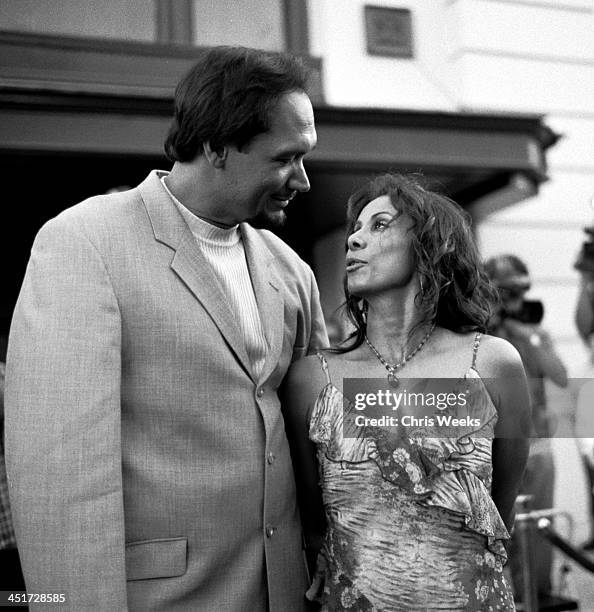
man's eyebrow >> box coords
[274,143,316,157]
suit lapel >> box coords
[241,224,284,384]
[171,233,254,379]
[139,171,254,381]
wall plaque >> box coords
[365,5,413,58]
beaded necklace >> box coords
[364,322,436,388]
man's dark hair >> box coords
[164,46,310,162]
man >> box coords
[5,46,327,611]
[0,359,25,593]
[485,254,567,603]
[574,240,594,550]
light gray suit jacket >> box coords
[5,171,328,611]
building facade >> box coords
[0,0,568,345]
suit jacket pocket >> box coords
[126,537,187,581]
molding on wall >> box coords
[475,0,594,14]
[0,31,324,102]
[449,46,594,67]
[0,33,559,220]
[0,86,558,196]
[313,105,559,165]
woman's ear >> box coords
[203,142,228,169]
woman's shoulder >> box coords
[285,348,364,393]
[473,334,532,428]
[434,329,524,377]
[286,352,326,388]
[474,333,526,378]
[282,354,330,428]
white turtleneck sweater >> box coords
[161,177,268,379]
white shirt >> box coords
[161,176,268,379]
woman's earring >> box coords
[361,300,368,322]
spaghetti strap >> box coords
[316,352,332,385]
[471,332,482,369]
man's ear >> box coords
[203,142,228,168]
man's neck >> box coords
[164,163,237,228]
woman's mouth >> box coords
[346,259,366,272]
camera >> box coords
[501,299,544,324]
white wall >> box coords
[308,0,459,109]
[454,0,594,374]
[310,0,594,375]
[192,0,284,50]
[0,0,156,41]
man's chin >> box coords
[250,208,287,230]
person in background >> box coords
[5,46,327,611]
[574,241,594,551]
[284,173,530,610]
[485,254,568,602]
[0,359,25,594]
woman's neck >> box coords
[364,291,431,363]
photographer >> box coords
[574,233,594,550]
[575,271,594,348]
[485,254,568,602]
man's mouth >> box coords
[271,192,296,206]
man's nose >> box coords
[289,160,310,193]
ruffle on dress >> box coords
[308,368,510,562]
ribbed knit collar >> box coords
[160,175,240,246]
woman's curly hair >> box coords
[337,172,497,352]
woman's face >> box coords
[346,194,416,298]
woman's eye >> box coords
[373,220,388,230]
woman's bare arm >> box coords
[280,355,328,573]
[479,336,531,531]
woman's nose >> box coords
[347,229,365,250]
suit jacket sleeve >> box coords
[306,267,329,354]
[5,216,127,610]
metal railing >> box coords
[514,495,593,611]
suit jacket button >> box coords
[265,525,276,538]
[257,387,265,398]
[267,452,275,465]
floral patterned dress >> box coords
[308,342,515,611]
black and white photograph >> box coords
[0,1,593,610]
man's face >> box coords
[223,90,317,227]
[497,274,531,315]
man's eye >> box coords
[278,157,294,166]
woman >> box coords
[283,173,531,610]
